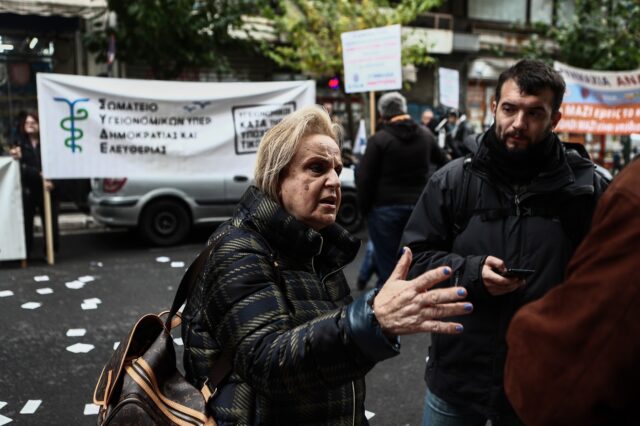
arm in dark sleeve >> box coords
[355,135,382,215]
[505,182,640,426]
[206,233,396,399]
[429,137,448,168]
[400,165,488,302]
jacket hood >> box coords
[381,119,420,141]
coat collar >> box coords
[235,186,360,269]
[472,133,594,196]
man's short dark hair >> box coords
[495,59,566,114]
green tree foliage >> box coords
[85,0,267,80]
[523,0,640,71]
[262,0,443,79]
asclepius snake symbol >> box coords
[54,97,89,153]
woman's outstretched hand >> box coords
[373,247,472,336]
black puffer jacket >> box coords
[356,119,447,215]
[401,135,608,419]
[182,186,400,425]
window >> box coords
[468,0,527,23]
[530,0,554,24]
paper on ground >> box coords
[84,403,100,415]
[21,302,42,310]
[78,276,95,283]
[0,414,11,426]
[66,328,87,337]
[66,343,95,353]
[33,275,49,282]
[81,303,98,310]
[83,298,101,305]
[65,281,85,290]
[365,410,375,420]
[19,400,41,414]
[0,290,13,297]
[113,342,120,350]
[170,261,185,268]
[156,256,170,263]
[0,401,6,409]
[36,288,53,295]
[173,337,183,346]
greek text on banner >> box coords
[36,74,315,179]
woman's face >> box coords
[278,133,342,231]
[24,115,39,135]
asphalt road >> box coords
[0,226,431,425]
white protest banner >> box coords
[0,157,26,260]
[438,67,459,110]
[36,74,315,178]
[341,25,402,94]
[554,61,640,135]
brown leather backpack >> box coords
[93,244,229,426]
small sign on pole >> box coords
[438,67,460,110]
[341,24,403,94]
[341,25,403,135]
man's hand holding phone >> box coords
[481,256,526,296]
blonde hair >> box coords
[254,105,342,201]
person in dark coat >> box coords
[504,157,640,426]
[401,59,608,425]
[356,92,448,286]
[182,105,472,425]
[9,111,60,259]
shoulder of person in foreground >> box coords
[504,158,640,426]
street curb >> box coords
[34,213,106,235]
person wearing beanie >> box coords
[356,92,447,288]
[401,59,609,425]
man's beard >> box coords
[499,124,554,152]
[487,124,559,183]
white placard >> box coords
[36,75,315,178]
[0,158,26,260]
[341,25,402,93]
[438,67,460,110]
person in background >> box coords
[504,157,639,426]
[401,59,608,426]
[181,105,472,425]
[356,239,379,290]
[356,92,447,287]
[421,108,438,135]
[9,111,60,260]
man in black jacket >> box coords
[357,92,447,286]
[401,59,608,425]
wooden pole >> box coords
[369,91,376,135]
[43,177,54,265]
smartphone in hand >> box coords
[500,268,535,278]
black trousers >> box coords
[22,187,59,258]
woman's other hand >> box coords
[9,146,21,160]
[373,247,471,336]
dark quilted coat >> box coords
[182,186,400,425]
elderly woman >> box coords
[182,105,472,425]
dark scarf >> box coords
[484,125,561,184]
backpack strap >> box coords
[452,155,476,236]
[165,245,215,330]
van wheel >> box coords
[139,199,191,246]
[337,190,363,233]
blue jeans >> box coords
[423,391,524,426]
[357,240,380,286]
[367,205,414,286]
